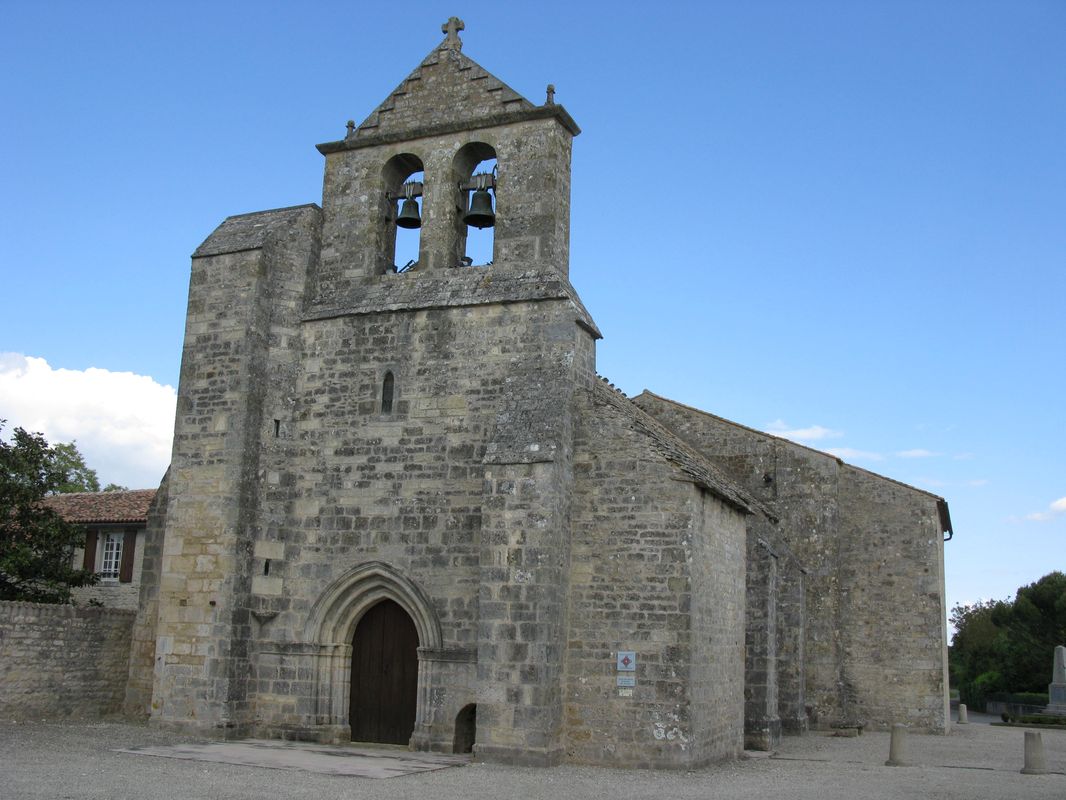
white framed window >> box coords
[100,532,123,580]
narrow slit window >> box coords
[381,371,395,414]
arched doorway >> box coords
[453,703,477,754]
[349,599,419,744]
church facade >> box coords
[125,20,951,769]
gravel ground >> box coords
[0,718,1063,800]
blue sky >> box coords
[1,2,1063,621]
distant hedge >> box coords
[1001,713,1066,726]
[987,692,1050,706]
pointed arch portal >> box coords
[350,599,419,743]
[304,561,443,744]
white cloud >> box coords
[824,447,885,462]
[1024,496,1066,523]
[896,448,941,459]
[765,419,843,442]
[0,353,176,489]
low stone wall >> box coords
[0,601,135,719]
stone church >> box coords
[125,19,951,768]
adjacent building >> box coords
[45,489,158,610]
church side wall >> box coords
[633,394,948,733]
[564,389,745,768]
[835,466,948,732]
[689,491,747,763]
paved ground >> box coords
[0,717,1063,800]
[118,739,469,778]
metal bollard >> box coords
[957,703,968,724]
[1020,730,1048,775]
[885,723,908,766]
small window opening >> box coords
[381,371,395,414]
[463,158,496,267]
[453,703,477,754]
[273,419,280,438]
[263,559,271,576]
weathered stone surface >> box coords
[633,392,950,734]
[1046,645,1066,713]
[0,601,135,718]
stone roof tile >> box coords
[590,379,772,519]
[193,204,320,258]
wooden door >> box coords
[349,599,419,744]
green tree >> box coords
[51,441,100,493]
[0,421,97,602]
[997,571,1066,691]
[950,571,1066,708]
[102,483,129,492]
[950,598,1009,706]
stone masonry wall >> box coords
[150,205,321,732]
[125,472,170,717]
[0,601,135,719]
[633,392,948,733]
[835,465,949,731]
[564,386,746,768]
[243,294,596,755]
[688,488,747,763]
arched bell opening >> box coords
[453,703,477,754]
[452,143,497,267]
[381,153,424,275]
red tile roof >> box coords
[43,489,157,524]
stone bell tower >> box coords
[141,17,601,765]
[313,15,581,298]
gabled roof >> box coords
[589,379,773,520]
[635,390,948,504]
[43,489,156,525]
[193,204,321,258]
[318,19,578,153]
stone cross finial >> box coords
[346,120,355,137]
[545,84,555,105]
[441,16,465,50]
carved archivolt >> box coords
[304,560,443,649]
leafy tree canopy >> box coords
[0,421,97,602]
[51,441,100,493]
[950,571,1066,707]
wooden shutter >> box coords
[82,530,98,571]
[119,529,137,583]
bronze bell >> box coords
[463,188,495,229]
[396,197,422,229]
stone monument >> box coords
[1047,645,1066,715]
